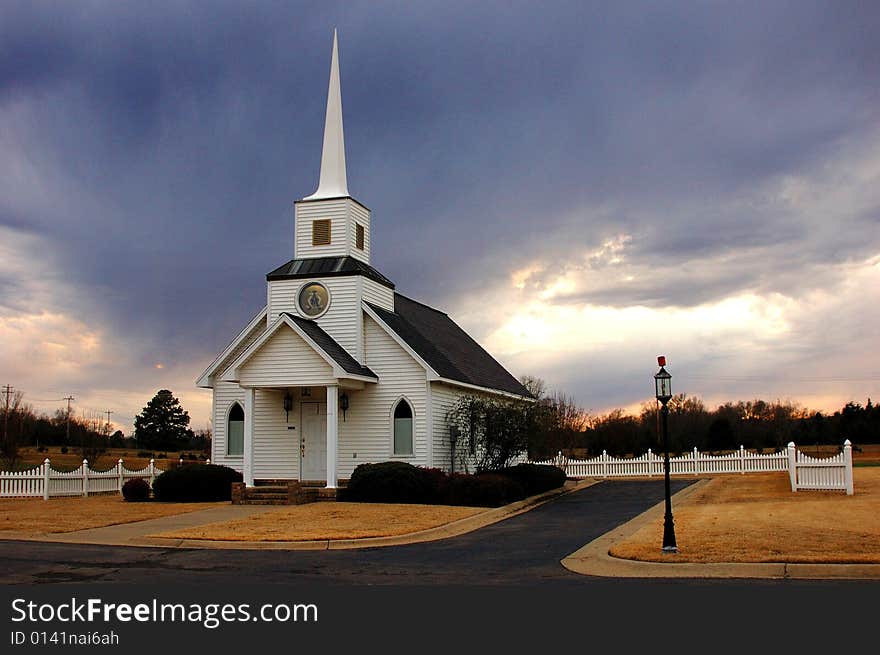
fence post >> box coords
[787,442,797,492]
[693,447,699,475]
[117,458,124,494]
[602,450,608,478]
[843,440,853,495]
[82,459,89,497]
[43,458,50,500]
[149,459,156,487]
[647,448,653,477]
[206,458,211,465]
[739,445,745,474]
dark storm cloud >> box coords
[2,1,879,412]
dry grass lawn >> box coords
[610,468,880,564]
[153,502,485,542]
[0,496,223,534]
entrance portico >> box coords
[239,383,346,489]
[221,313,377,488]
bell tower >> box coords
[294,30,371,265]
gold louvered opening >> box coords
[312,219,331,246]
[356,223,365,250]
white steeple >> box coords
[304,29,349,200]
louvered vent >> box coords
[356,223,365,250]
[312,219,331,246]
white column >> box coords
[326,384,339,488]
[425,380,434,468]
[244,387,255,486]
[787,442,797,492]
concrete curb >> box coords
[561,479,880,580]
[0,479,596,551]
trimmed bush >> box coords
[496,463,566,497]
[152,464,242,502]
[449,473,525,507]
[60,446,68,454]
[344,461,437,504]
[122,477,151,502]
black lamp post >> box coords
[654,356,678,554]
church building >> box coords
[196,32,531,489]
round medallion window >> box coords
[297,282,330,318]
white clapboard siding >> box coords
[208,316,266,468]
[267,276,361,358]
[430,382,469,472]
[361,278,394,311]
[336,315,427,478]
[238,325,336,387]
[212,380,247,470]
[294,198,350,259]
[252,388,299,480]
[348,200,371,263]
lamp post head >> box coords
[654,360,672,405]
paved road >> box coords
[0,479,876,589]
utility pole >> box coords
[2,384,13,447]
[104,410,113,436]
[63,396,75,445]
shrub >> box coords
[122,478,151,502]
[495,463,566,497]
[158,453,167,459]
[344,461,437,504]
[448,473,525,507]
[137,451,155,458]
[60,446,68,454]
[152,464,242,502]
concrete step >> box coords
[240,498,290,505]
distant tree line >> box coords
[521,376,880,460]
[1,389,210,468]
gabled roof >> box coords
[267,256,394,289]
[281,313,376,379]
[366,294,532,398]
[223,314,377,383]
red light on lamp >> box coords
[657,356,666,366]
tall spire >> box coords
[304,29,349,200]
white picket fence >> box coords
[788,441,853,495]
[532,441,854,494]
[0,458,181,499]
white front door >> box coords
[301,402,327,481]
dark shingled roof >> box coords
[282,313,377,379]
[267,256,394,289]
[367,294,532,397]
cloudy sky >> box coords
[2,1,878,433]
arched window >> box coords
[393,399,414,456]
[227,403,244,456]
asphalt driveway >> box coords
[0,479,876,588]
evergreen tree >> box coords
[134,390,193,451]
